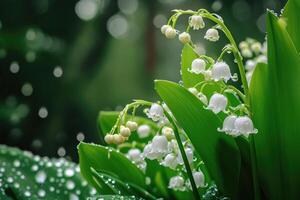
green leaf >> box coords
[0,145,95,199]
[282,0,300,52]
[250,11,300,199]
[78,142,146,194]
[155,80,241,199]
[181,44,203,88]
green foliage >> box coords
[78,142,146,194]
[155,80,241,199]
[250,11,300,199]
[0,145,95,199]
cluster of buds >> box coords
[161,11,221,45]
[104,120,138,145]
[239,38,267,84]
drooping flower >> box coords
[127,148,143,163]
[186,171,205,189]
[161,25,171,34]
[143,135,169,160]
[113,134,125,144]
[177,147,194,164]
[234,116,258,136]
[218,115,239,136]
[120,125,131,137]
[137,124,151,138]
[207,93,228,114]
[241,48,253,58]
[147,103,164,121]
[251,42,262,54]
[204,28,219,42]
[179,32,191,44]
[165,27,177,39]
[162,153,179,169]
[189,58,206,74]
[245,60,256,71]
[211,62,232,82]
[189,15,205,30]
[168,176,185,191]
[162,126,174,140]
[126,121,138,131]
[104,134,114,144]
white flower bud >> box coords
[203,70,212,80]
[245,60,256,71]
[188,87,198,95]
[137,124,151,138]
[177,148,194,165]
[218,115,239,136]
[165,27,177,39]
[197,92,208,105]
[251,42,262,54]
[162,154,178,169]
[168,176,185,191]
[178,32,191,44]
[147,103,164,121]
[161,25,171,34]
[239,41,249,49]
[207,93,228,114]
[211,62,232,82]
[190,58,206,74]
[234,116,258,136]
[127,148,143,163]
[120,125,131,137]
[113,134,125,144]
[204,28,219,42]
[104,134,114,144]
[189,15,205,30]
[162,126,174,140]
[241,48,253,58]
[126,121,138,131]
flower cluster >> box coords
[160,9,258,138]
[238,38,267,84]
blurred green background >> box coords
[0,0,285,161]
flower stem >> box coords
[164,111,201,200]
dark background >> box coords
[0,0,285,161]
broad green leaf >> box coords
[181,44,203,88]
[0,145,95,199]
[282,0,300,52]
[250,11,300,199]
[78,142,146,194]
[155,80,241,199]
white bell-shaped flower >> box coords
[137,124,151,138]
[189,15,205,30]
[177,147,194,165]
[256,55,267,63]
[127,148,143,163]
[147,103,164,121]
[218,115,239,136]
[143,144,159,160]
[178,32,191,44]
[162,154,178,169]
[161,25,171,34]
[120,125,131,137]
[190,58,206,74]
[204,28,219,42]
[162,126,174,140]
[152,135,169,153]
[126,121,138,131]
[234,116,258,136]
[251,42,262,54]
[207,93,228,114]
[211,62,232,82]
[168,176,185,191]
[245,60,256,71]
[165,27,177,39]
[186,171,205,189]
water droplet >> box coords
[69,193,79,200]
[21,83,33,96]
[38,107,48,118]
[35,171,47,183]
[66,180,75,190]
[53,66,63,78]
[24,191,31,197]
[64,168,75,177]
[9,62,20,73]
[31,165,39,171]
[7,177,13,183]
[13,160,21,167]
[38,189,46,197]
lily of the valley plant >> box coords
[78,0,300,199]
